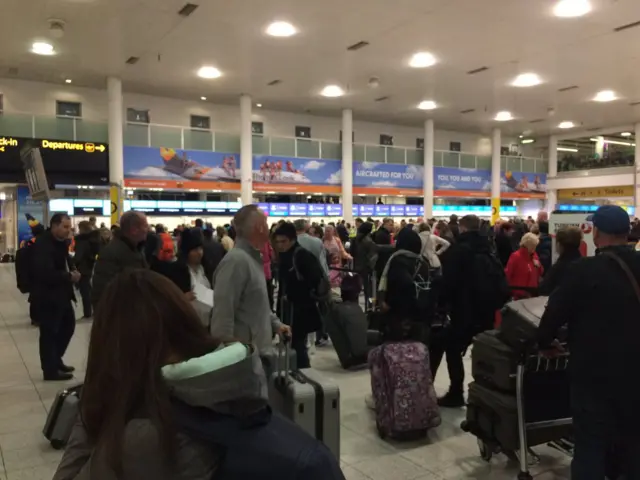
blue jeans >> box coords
[571,384,640,479]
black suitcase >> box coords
[471,330,519,392]
[498,296,548,351]
[325,301,373,369]
[466,381,520,451]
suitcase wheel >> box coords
[478,438,494,462]
[50,439,65,450]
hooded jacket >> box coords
[73,230,101,277]
[351,222,378,275]
[53,343,268,480]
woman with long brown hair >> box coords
[53,269,268,479]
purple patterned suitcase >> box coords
[368,342,441,440]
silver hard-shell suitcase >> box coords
[43,384,82,449]
[268,296,341,459]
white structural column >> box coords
[635,123,640,217]
[423,119,435,219]
[107,77,124,226]
[239,94,253,206]
[107,77,124,185]
[341,109,354,222]
[547,135,558,214]
[490,128,501,225]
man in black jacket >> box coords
[373,217,394,282]
[73,220,101,319]
[538,205,640,479]
[536,221,553,276]
[273,222,327,369]
[436,215,508,407]
[202,228,226,281]
[31,214,80,381]
[92,211,149,308]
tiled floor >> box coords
[0,264,571,479]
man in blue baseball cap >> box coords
[537,204,640,479]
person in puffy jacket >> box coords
[53,269,270,480]
[505,232,544,299]
[155,224,175,262]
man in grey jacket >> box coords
[211,205,290,353]
[294,219,329,276]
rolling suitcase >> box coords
[43,384,82,449]
[268,296,341,459]
[261,346,297,379]
[471,330,519,392]
[498,296,548,351]
[325,301,370,369]
[465,381,519,450]
[368,341,441,440]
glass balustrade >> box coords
[0,113,548,173]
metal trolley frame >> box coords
[475,351,572,480]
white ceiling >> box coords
[2,0,640,137]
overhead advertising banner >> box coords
[434,167,546,199]
[252,156,341,194]
[123,146,240,190]
[123,145,547,198]
[0,136,109,185]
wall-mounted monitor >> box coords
[405,205,419,216]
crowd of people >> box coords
[13,203,640,478]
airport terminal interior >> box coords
[0,0,640,478]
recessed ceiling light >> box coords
[417,100,437,110]
[31,42,55,55]
[620,132,632,137]
[519,135,524,138]
[256,103,263,108]
[266,21,297,37]
[593,90,617,102]
[494,111,513,121]
[409,52,436,68]
[521,138,535,144]
[65,79,72,84]
[200,96,207,100]
[511,73,542,87]
[197,66,222,79]
[558,121,575,129]
[553,0,592,18]
[320,85,345,97]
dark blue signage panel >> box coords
[289,204,309,216]
[257,203,270,214]
[269,204,289,216]
[405,205,419,216]
[390,205,405,216]
[326,204,343,217]
[374,205,390,216]
[308,204,326,216]
[359,205,374,217]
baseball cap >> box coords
[587,205,630,235]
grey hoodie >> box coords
[53,343,268,480]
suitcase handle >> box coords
[276,295,294,384]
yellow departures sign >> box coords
[0,137,106,153]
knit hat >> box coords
[179,228,203,256]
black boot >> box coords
[44,371,74,381]
[58,364,76,373]
[437,390,465,408]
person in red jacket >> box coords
[156,224,175,262]
[505,232,544,299]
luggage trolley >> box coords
[464,349,573,480]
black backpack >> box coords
[292,247,331,304]
[15,242,35,294]
[471,251,510,311]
